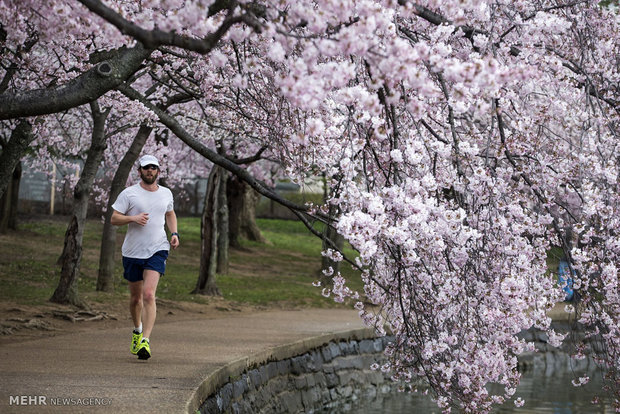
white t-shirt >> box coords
[111,183,174,259]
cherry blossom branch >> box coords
[498,0,592,41]
[437,74,465,180]
[77,0,244,54]
[495,100,576,264]
[118,84,330,220]
[398,1,618,112]
[290,208,364,273]
[229,146,267,164]
[419,119,449,145]
[0,34,38,94]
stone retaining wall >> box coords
[195,335,392,414]
[192,317,603,414]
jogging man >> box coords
[111,154,180,360]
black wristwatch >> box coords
[171,232,180,239]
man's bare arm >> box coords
[111,210,149,226]
[166,210,179,249]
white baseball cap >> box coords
[139,155,160,167]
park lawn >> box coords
[0,216,365,310]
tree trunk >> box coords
[192,167,222,296]
[96,124,153,292]
[0,120,33,200]
[216,169,229,274]
[50,102,108,307]
[227,176,266,248]
[0,161,21,233]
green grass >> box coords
[166,216,363,307]
[546,246,564,273]
[0,215,364,309]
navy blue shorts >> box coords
[122,250,169,282]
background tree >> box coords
[0,156,21,233]
[227,176,267,248]
[50,101,109,307]
[96,124,153,292]
[193,165,225,296]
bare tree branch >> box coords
[0,45,151,120]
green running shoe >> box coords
[131,331,143,355]
[137,338,151,360]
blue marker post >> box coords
[557,259,574,301]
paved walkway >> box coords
[0,309,366,413]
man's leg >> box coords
[128,280,144,330]
[141,269,160,340]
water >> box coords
[334,356,615,413]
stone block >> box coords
[267,361,279,379]
[325,372,339,388]
[330,388,339,401]
[259,365,269,384]
[294,375,307,389]
[368,370,385,385]
[321,345,334,362]
[334,355,364,370]
[232,377,248,400]
[279,390,303,413]
[291,354,312,375]
[342,340,360,356]
[200,397,219,414]
[269,376,289,394]
[337,370,353,385]
[256,387,271,408]
[277,359,291,376]
[248,369,262,390]
[364,385,378,399]
[372,338,384,352]
[361,354,381,368]
[261,378,278,397]
[339,385,353,398]
[301,387,321,409]
[308,350,323,371]
[243,392,256,411]
[537,331,549,343]
[313,372,327,388]
[328,342,342,359]
[338,370,365,386]
[320,387,332,404]
[359,339,375,354]
[219,383,233,411]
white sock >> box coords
[134,324,143,334]
[142,337,149,343]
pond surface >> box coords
[329,354,615,413]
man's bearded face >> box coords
[140,166,159,184]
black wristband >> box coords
[171,232,179,239]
